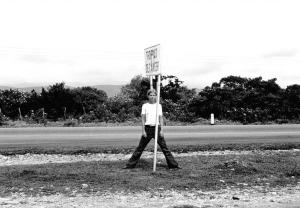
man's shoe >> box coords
[169,166,181,170]
[122,166,134,169]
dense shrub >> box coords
[0,76,299,124]
[63,119,78,127]
[0,112,8,126]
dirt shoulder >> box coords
[0,149,299,167]
[0,185,300,208]
[0,149,300,207]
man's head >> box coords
[147,89,157,103]
[147,89,157,96]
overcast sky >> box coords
[0,0,299,89]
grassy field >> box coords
[0,142,300,155]
[0,143,299,198]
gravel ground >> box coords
[1,149,299,167]
[0,185,300,208]
[1,150,300,208]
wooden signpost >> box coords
[144,44,161,172]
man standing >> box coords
[124,89,180,170]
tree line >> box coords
[0,75,299,125]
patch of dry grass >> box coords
[0,142,299,155]
[0,151,299,197]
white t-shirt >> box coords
[141,103,163,126]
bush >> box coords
[94,104,110,122]
[80,111,98,123]
[24,108,47,125]
[63,119,78,127]
[275,119,289,124]
[0,112,8,126]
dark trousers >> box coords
[126,125,178,168]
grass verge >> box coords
[0,150,299,197]
[0,142,300,155]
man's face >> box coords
[148,92,156,103]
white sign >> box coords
[144,44,161,76]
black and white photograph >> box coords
[0,0,299,207]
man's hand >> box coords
[141,115,146,138]
[159,131,164,137]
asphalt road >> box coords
[0,124,299,147]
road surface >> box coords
[0,124,299,148]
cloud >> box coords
[20,54,49,63]
[19,54,76,66]
[263,49,298,58]
[198,62,226,75]
[167,59,226,77]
